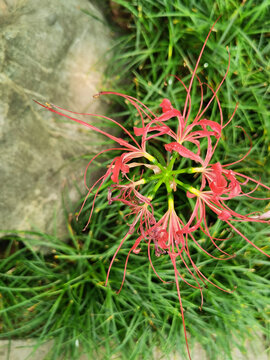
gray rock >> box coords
[0,0,112,238]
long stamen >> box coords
[183,17,221,123]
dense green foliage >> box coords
[1,1,269,359]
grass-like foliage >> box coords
[1,1,270,359]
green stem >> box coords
[167,152,178,171]
[168,193,174,210]
[175,178,200,195]
[148,178,164,200]
[145,153,166,173]
[172,167,203,175]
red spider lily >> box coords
[33,100,158,229]
[186,179,270,259]
[105,206,195,360]
[109,199,238,360]
[130,19,231,168]
[108,180,156,237]
[34,16,270,360]
[202,162,243,197]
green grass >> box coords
[1,1,270,359]
[1,195,269,359]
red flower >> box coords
[34,17,270,360]
[186,183,270,258]
[165,142,203,164]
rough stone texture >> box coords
[0,0,112,238]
